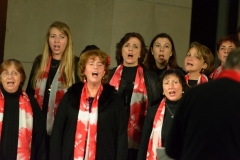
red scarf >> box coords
[74,83,103,160]
[34,57,66,135]
[109,64,148,149]
[0,89,33,159]
[185,73,208,86]
[216,69,240,82]
[209,66,223,79]
[146,98,166,160]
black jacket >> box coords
[108,65,162,108]
[50,82,128,160]
[166,78,240,160]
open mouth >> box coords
[7,82,14,85]
[92,72,98,76]
[169,91,176,96]
[186,63,193,66]
[54,45,60,49]
[128,54,133,58]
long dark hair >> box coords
[115,32,148,65]
[144,33,180,71]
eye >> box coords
[155,44,160,47]
[194,55,199,59]
[133,45,138,49]
[50,35,55,38]
[220,47,225,50]
[13,71,18,76]
[165,45,169,48]
[186,53,190,57]
[60,36,65,39]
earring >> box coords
[152,52,154,55]
[170,54,172,56]
[83,76,87,83]
[163,93,164,95]
[182,91,184,93]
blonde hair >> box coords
[78,50,110,84]
[32,21,76,88]
[188,42,215,74]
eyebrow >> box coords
[154,42,171,45]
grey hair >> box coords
[225,47,240,69]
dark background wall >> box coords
[0,0,7,64]
[190,0,239,56]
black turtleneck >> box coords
[121,66,138,119]
[187,80,198,88]
[161,98,180,147]
[0,86,21,160]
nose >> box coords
[160,46,164,51]
[169,82,174,88]
[225,48,231,53]
[54,36,60,43]
[128,46,133,51]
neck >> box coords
[52,54,62,60]
[87,82,101,97]
[156,61,167,69]
[188,71,201,80]
[123,62,138,67]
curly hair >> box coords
[115,32,147,65]
[78,50,110,84]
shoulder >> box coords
[99,83,118,107]
[74,56,79,63]
[142,66,158,79]
[34,55,42,64]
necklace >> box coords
[48,73,52,94]
[165,103,174,118]
[51,63,60,68]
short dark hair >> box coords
[80,45,100,55]
[158,69,187,94]
[217,35,240,51]
[237,26,240,33]
[115,32,147,65]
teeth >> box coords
[128,54,133,57]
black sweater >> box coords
[166,78,240,160]
[50,82,128,160]
[0,86,45,160]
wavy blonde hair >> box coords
[32,21,76,89]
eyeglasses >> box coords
[1,71,19,77]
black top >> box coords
[166,78,240,160]
[137,98,180,160]
[121,66,138,118]
[42,58,60,117]
[0,86,46,160]
[161,99,179,147]
[26,56,79,118]
[187,80,198,88]
[50,82,128,160]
